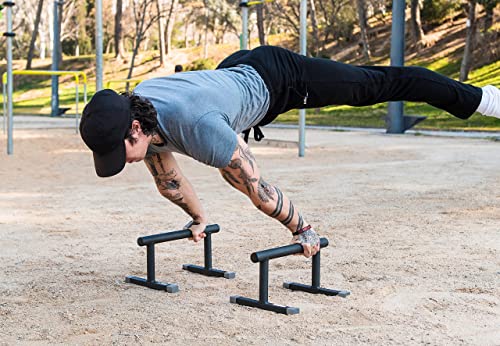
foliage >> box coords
[185,57,217,71]
[421,0,461,26]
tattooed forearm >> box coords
[220,137,307,234]
[170,193,200,220]
[226,158,257,195]
[155,174,181,191]
[269,187,283,217]
[281,201,295,226]
[145,152,206,223]
[257,178,275,203]
[239,144,256,171]
[222,170,240,188]
[295,214,304,232]
[146,155,182,192]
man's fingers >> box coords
[302,244,312,258]
[188,232,206,243]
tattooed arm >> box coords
[219,135,320,257]
[144,151,207,242]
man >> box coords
[80,45,500,258]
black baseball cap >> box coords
[80,89,131,177]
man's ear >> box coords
[130,120,142,134]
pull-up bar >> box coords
[2,70,88,136]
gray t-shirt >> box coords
[134,64,270,168]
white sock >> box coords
[477,85,500,118]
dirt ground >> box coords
[0,127,499,345]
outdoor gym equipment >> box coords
[125,224,235,292]
[230,237,350,314]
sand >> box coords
[0,127,499,345]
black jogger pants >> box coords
[217,45,482,127]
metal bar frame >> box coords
[230,237,349,315]
[126,224,235,292]
[2,70,88,141]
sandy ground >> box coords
[0,127,499,345]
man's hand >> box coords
[292,227,321,258]
[184,220,207,243]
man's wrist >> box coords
[192,214,208,224]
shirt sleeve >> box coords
[187,112,238,168]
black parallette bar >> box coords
[230,296,299,315]
[3,33,15,37]
[283,282,350,297]
[251,237,329,263]
[125,276,179,293]
[3,1,15,6]
[182,264,236,279]
[137,224,220,246]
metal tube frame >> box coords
[239,0,248,50]
[126,224,235,292]
[50,0,63,117]
[95,0,103,91]
[4,1,14,154]
[230,237,350,315]
[2,70,88,141]
[387,0,405,133]
[298,0,307,157]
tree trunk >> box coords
[410,0,424,44]
[460,0,476,82]
[164,0,178,55]
[256,4,266,46]
[356,0,371,60]
[156,0,166,66]
[203,0,209,58]
[184,19,190,48]
[482,0,496,32]
[114,0,125,59]
[127,38,141,79]
[26,0,44,69]
[309,0,320,56]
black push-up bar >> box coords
[230,237,350,314]
[126,224,235,292]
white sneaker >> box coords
[477,85,500,118]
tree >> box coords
[164,0,179,55]
[356,0,371,60]
[256,3,266,46]
[26,0,44,69]
[114,0,126,59]
[156,0,166,66]
[460,0,477,82]
[477,0,499,31]
[127,0,159,79]
[309,0,320,56]
[410,0,425,44]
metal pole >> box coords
[4,1,15,154]
[387,0,405,134]
[240,0,248,50]
[259,260,269,303]
[50,1,61,117]
[95,0,103,91]
[312,251,320,287]
[204,233,213,269]
[298,0,307,157]
[3,78,7,134]
[146,244,155,282]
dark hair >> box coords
[121,92,158,139]
[174,64,183,73]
